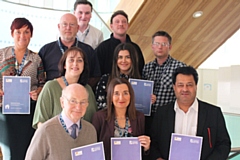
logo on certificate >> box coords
[144,82,151,87]
[5,104,10,109]
[20,79,28,83]
[129,140,138,145]
[114,141,121,145]
[5,79,12,83]
[91,147,101,152]
[74,151,82,156]
[131,81,137,85]
[190,139,200,144]
[174,136,182,141]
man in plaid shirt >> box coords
[142,31,186,135]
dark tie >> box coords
[70,124,78,139]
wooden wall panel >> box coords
[123,0,240,67]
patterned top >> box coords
[114,117,132,137]
[95,74,129,110]
[142,56,186,113]
[0,46,45,103]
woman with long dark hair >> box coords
[92,78,150,160]
[96,42,156,110]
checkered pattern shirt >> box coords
[142,56,186,113]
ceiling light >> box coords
[193,11,203,18]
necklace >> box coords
[115,117,129,137]
[62,76,69,86]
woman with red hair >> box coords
[0,17,45,160]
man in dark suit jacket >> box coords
[150,66,231,160]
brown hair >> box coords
[108,42,140,85]
[10,18,33,36]
[106,78,136,121]
[110,10,128,24]
[152,30,172,44]
[74,0,93,12]
[58,46,89,85]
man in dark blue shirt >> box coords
[39,13,101,88]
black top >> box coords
[95,33,145,76]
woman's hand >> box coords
[29,87,42,101]
[0,89,3,107]
[151,94,156,104]
[0,89,4,96]
[29,90,38,101]
[138,135,151,151]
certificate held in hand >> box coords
[2,76,31,114]
[169,133,203,160]
[129,78,154,116]
[71,142,105,160]
[111,137,141,160]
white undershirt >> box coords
[174,98,198,136]
[76,24,103,49]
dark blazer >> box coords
[150,99,231,160]
[92,109,145,160]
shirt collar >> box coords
[174,98,198,113]
[79,25,90,34]
[110,33,132,43]
[153,55,172,67]
[59,37,77,50]
[61,111,80,130]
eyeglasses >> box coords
[63,96,88,107]
[61,23,77,28]
[153,42,169,47]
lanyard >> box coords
[57,38,78,54]
[11,48,28,76]
[62,76,69,86]
[59,114,82,134]
[81,27,89,43]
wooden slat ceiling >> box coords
[125,0,240,68]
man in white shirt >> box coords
[74,0,103,49]
[150,66,231,160]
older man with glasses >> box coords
[25,83,97,160]
[38,13,101,88]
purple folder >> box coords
[129,78,154,116]
[3,76,30,114]
[71,142,105,160]
[169,133,203,160]
[111,137,141,160]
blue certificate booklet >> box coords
[129,78,154,116]
[111,137,141,160]
[2,76,31,114]
[71,142,105,160]
[169,133,203,160]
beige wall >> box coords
[197,68,218,106]
[197,66,240,114]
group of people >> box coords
[0,0,231,160]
